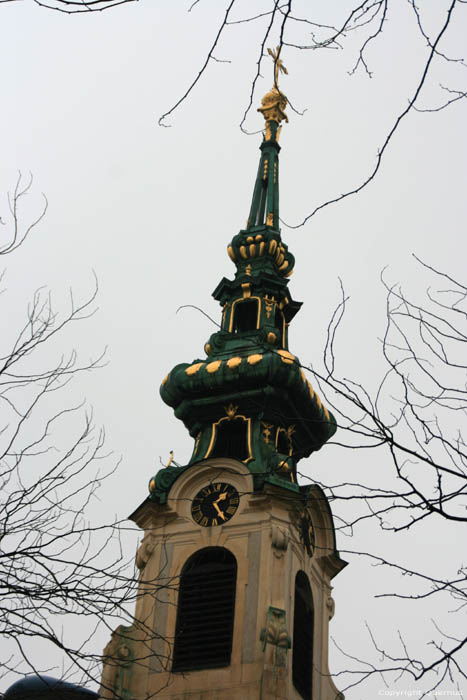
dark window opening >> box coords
[255,180,267,226]
[172,548,237,672]
[274,307,284,331]
[232,299,259,333]
[292,571,314,699]
[276,428,290,455]
[274,307,284,347]
[210,418,249,462]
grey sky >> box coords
[1,1,466,696]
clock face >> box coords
[300,513,315,557]
[191,482,239,527]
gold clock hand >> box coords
[213,502,226,521]
[214,492,228,505]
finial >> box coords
[258,46,289,138]
[268,46,288,91]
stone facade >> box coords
[99,458,345,699]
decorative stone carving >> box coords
[136,533,156,571]
[271,525,288,558]
[100,625,135,700]
[326,595,335,620]
[290,505,316,558]
[260,606,291,668]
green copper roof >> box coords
[150,55,336,502]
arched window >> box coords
[231,298,260,333]
[275,427,293,456]
[209,415,251,462]
[292,571,314,699]
[172,547,237,672]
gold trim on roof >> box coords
[226,356,242,370]
[185,362,204,376]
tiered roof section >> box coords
[151,48,336,502]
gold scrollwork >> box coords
[264,297,275,319]
[225,403,238,418]
[261,421,274,444]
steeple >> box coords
[229,46,291,276]
[100,48,345,700]
[246,46,288,234]
[153,48,336,502]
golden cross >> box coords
[267,46,288,89]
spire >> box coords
[152,49,336,502]
[227,45,294,279]
[247,46,288,233]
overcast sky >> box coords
[1,1,466,697]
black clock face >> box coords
[191,482,239,527]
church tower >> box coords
[100,51,346,700]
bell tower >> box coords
[100,49,346,700]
